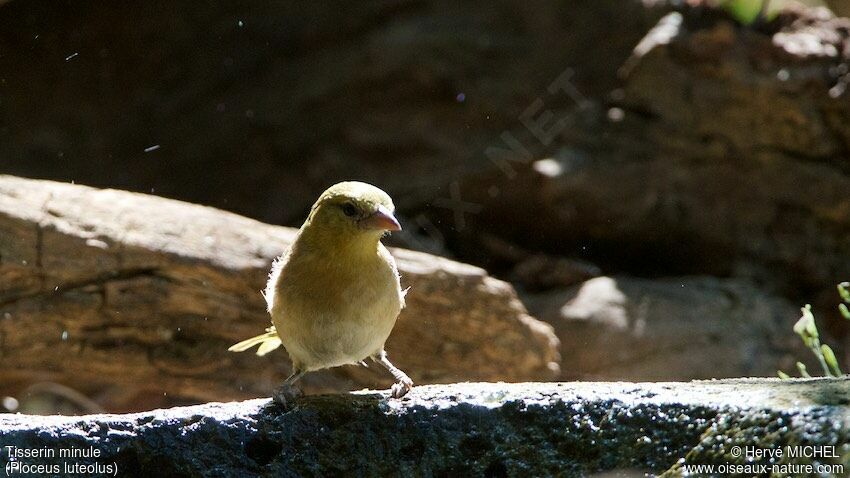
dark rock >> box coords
[1,380,848,477]
[422,4,850,315]
[511,254,601,292]
[0,0,669,225]
[526,276,807,381]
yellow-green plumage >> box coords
[229,181,412,399]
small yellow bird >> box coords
[229,181,413,403]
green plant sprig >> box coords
[778,282,850,379]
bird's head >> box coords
[304,182,401,240]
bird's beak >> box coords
[360,205,401,231]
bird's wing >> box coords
[228,326,282,356]
[256,336,282,356]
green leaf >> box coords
[821,344,842,377]
[777,370,791,380]
[797,362,811,378]
[721,0,762,25]
[840,303,850,320]
[721,0,779,25]
[839,282,850,303]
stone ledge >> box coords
[1,380,848,476]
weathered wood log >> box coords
[0,176,559,412]
[1,380,848,476]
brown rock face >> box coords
[0,176,558,412]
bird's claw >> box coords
[272,383,304,407]
[390,377,413,398]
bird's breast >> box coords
[269,247,403,370]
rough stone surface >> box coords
[525,276,808,381]
[0,176,559,412]
[0,380,848,477]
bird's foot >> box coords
[390,376,413,399]
[272,383,304,407]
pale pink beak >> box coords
[360,205,401,231]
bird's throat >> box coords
[298,225,383,259]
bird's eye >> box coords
[341,202,358,217]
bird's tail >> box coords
[228,326,282,356]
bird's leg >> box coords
[272,368,306,406]
[374,351,413,398]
